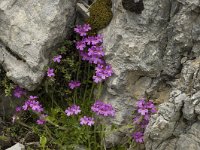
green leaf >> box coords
[40,135,47,149]
[0,136,9,141]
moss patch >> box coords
[86,0,113,32]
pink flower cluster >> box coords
[53,55,62,63]
[15,96,47,125]
[22,96,43,113]
[47,68,55,77]
[37,114,48,125]
[13,86,26,98]
[46,55,62,77]
[91,100,115,117]
[65,105,81,116]
[65,100,115,126]
[74,24,91,36]
[132,99,157,143]
[93,64,113,83]
[68,81,81,89]
[74,24,113,83]
[65,104,95,126]
[132,132,144,143]
[80,116,95,126]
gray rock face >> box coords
[101,0,200,148]
[0,0,76,90]
[145,58,200,150]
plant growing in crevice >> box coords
[9,24,116,149]
[2,23,157,150]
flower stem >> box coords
[87,126,91,149]
[97,82,102,99]
[89,83,95,101]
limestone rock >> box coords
[101,0,200,148]
[0,0,76,90]
[6,143,25,150]
[144,58,200,150]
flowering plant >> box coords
[7,24,117,149]
[2,24,157,150]
[132,99,157,143]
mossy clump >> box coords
[86,0,113,32]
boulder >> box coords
[0,0,76,90]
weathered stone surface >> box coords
[145,57,200,150]
[6,143,25,150]
[102,0,171,126]
[101,0,200,148]
[0,0,76,90]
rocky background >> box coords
[0,0,76,90]
[101,0,200,149]
[1,0,200,150]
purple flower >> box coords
[53,55,62,63]
[36,114,47,125]
[74,24,91,36]
[138,108,148,116]
[84,36,94,45]
[146,100,157,113]
[29,95,38,100]
[79,51,90,61]
[93,75,102,83]
[136,99,157,115]
[95,34,103,44]
[85,34,103,45]
[22,102,29,111]
[136,99,146,108]
[47,68,55,77]
[16,106,22,112]
[65,104,81,116]
[83,24,92,32]
[91,100,115,117]
[36,119,45,125]
[151,107,157,113]
[76,40,86,51]
[89,57,104,65]
[80,116,95,126]
[13,86,26,98]
[144,114,150,120]
[132,99,157,143]
[93,64,113,83]
[68,81,81,89]
[22,98,43,113]
[132,132,144,143]
[146,100,155,109]
[88,46,104,57]
[30,101,44,113]
[77,45,105,65]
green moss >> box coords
[86,0,113,32]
